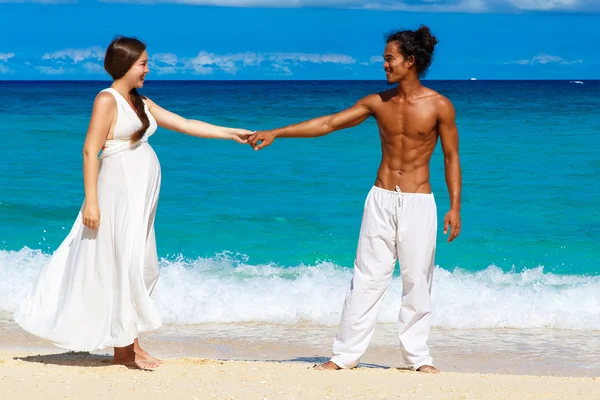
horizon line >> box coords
[0,78,597,82]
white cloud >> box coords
[369,55,383,64]
[83,62,104,73]
[36,66,67,75]
[506,54,584,65]
[30,47,104,76]
[31,46,364,76]
[184,51,355,75]
[0,52,15,74]
[151,53,179,66]
[149,53,180,74]
[268,52,355,64]
[42,47,104,63]
[500,0,587,11]
[191,65,214,75]
[5,0,597,13]
[272,63,293,76]
[0,53,15,62]
[154,66,179,75]
[93,0,598,13]
[186,51,240,74]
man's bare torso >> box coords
[369,87,444,193]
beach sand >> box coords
[1,317,599,399]
[1,351,599,400]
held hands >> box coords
[83,202,100,230]
[231,129,254,144]
[443,209,461,242]
[248,130,276,151]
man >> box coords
[248,25,461,374]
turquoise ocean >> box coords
[1,80,598,330]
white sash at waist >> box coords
[100,138,146,159]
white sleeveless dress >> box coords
[14,88,163,351]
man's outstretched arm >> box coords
[438,96,462,242]
[248,95,375,150]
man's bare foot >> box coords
[416,365,440,374]
[134,339,163,364]
[113,352,159,370]
[314,361,342,370]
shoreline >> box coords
[1,317,599,377]
[1,318,599,398]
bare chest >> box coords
[374,102,438,140]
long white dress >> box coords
[14,88,163,351]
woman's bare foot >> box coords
[113,352,160,370]
[114,343,160,370]
[314,361,342,370]
[416,365,440,374]
[113,354,159,371]
[134,339,163,364]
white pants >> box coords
[331,185,437,369]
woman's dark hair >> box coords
[386,25,439,78]
[104,36,149,143]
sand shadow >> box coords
[260,356,390,370]
[15,351,113,368]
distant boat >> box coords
[570,80,584,84]
[470,77,477,81]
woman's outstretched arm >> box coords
[145,98,252,143]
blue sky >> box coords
[0,0,598,80]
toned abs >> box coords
[372,89,441,193]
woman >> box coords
[13,36,251,370]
